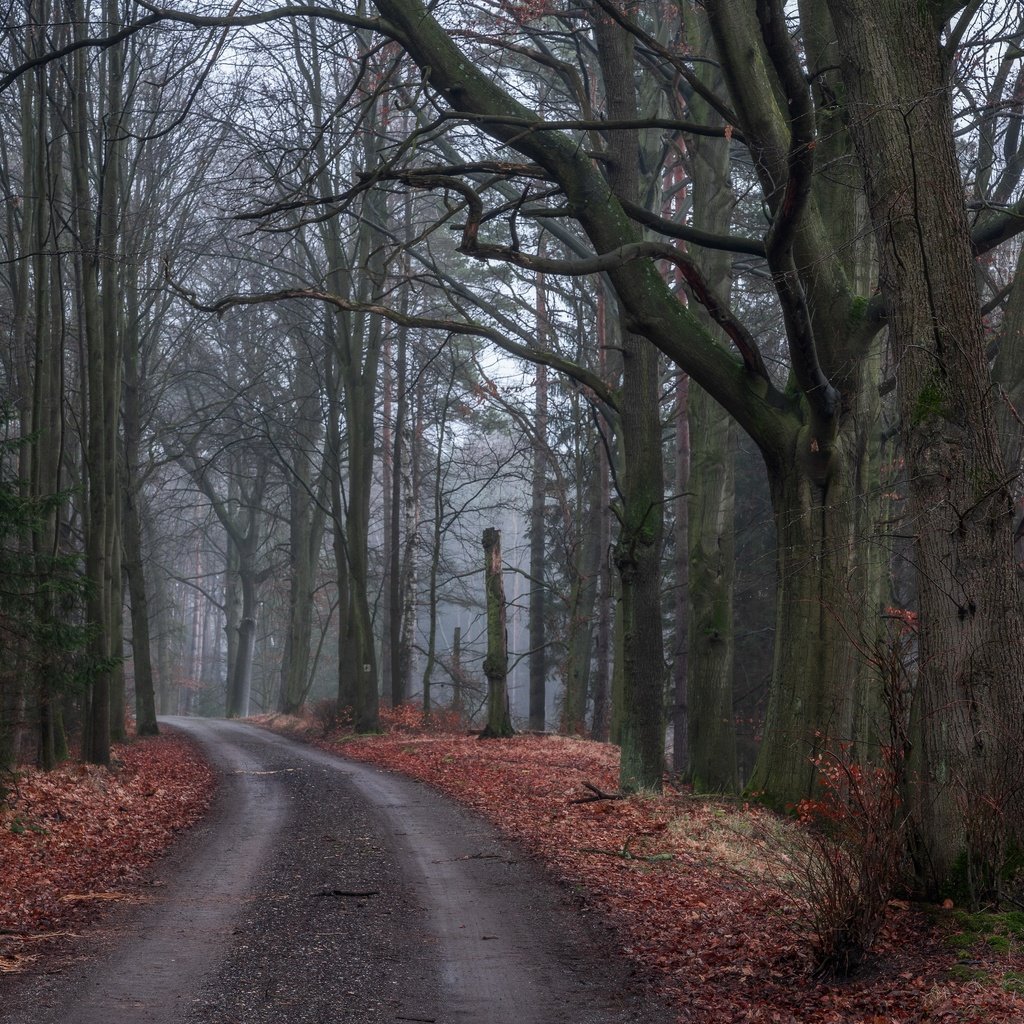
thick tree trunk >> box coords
[228,554,258,719]
[122,308,158,737]
[684,46,739,793]
[595,19,667,794]
[687,385,737,793]
[748,405,883,803]
[72,5,122,764]
[829,0,1024,889]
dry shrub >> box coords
[735,741,907,977]
[791,745,908,976]
[311,699,350,737]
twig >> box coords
[569,781,624,804]
[315,889,380,899]
[580,836,674,863]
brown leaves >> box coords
[0,734,215,941]
[333,724,1024,1024]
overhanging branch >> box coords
[163,267,619,410]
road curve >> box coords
[1,719,672,1024]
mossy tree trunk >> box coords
[687,384,737,794]
[684,21,738,794]
[278,337,325,716]
[828,0,1024,889]
[21,16,69,766]
[480,528,514,739]
[595,18,667,793]
[71,0,127,765]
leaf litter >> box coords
[254,707,1024,1024]
[0,732,215,969]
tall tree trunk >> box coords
[528,356,548,732]
[109,515,125,742]
[399,392,420,699]
[278,341,323,716]
[684,43,738,793]
[595,21,667,793]
[591,301,614,744]
[24,18,68,767]
[388,241,413,707]
[829,0,1024,889]
[325,341,352,714]
[380,331,395,703]
[480,528,514,738]
[563,432,603,736]
[121,288,158,736]
[420,377,450,717]
[671,375,689,774]
[702,0,884,806]
[687,386,737,793]
[71,0,126,765]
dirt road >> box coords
[1,719,671,1024]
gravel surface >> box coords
[0,719,675,1024]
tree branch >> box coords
[618,197,767,258]
[163,268,618,409]
[756,0,839,421]
[971,196,1024,256]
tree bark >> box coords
[595,19,667,792]
[121,283,159,737]
[528,355,548,732]
[671,373,690,775]
[683,27,739,793]
[828,0,1024,888]
[480,528,514,738]
[563,431,603,736]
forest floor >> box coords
[3,714,1024,1023]
[254,705,1024,1024]
[1,717,670,1024]
[0,732,216,972]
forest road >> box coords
[0,719,672,1024]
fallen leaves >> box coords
[312,723,1024,1024]
[0,732,215,946]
